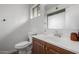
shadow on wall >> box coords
[0,20,31,51]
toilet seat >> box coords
[15,41,31,49]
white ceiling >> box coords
[45,4,58,11]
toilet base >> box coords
[17,44,32,54]
[19,50,32,54]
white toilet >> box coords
[15,32,32,54]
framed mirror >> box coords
[47,9,65,29]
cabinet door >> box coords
[35,41,45,54]
[46,43,59,54]
[32,38,45,54]
[32,40,37,54]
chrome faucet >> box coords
[54,30,61,37]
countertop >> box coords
[32,33,79,54]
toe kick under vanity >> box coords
[32,34,79,54]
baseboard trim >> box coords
[0,50,18,54]
[0,51,9,54]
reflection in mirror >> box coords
[47,9,65,29]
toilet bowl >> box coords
[15,32,33,54]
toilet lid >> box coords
[15,41,31,49]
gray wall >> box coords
[0,4,30,52]
[65,5,79,29]
[29,5,46,34]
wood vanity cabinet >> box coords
[32,38,46,54]
[32,37,75,54]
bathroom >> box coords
[0,4,79,54]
